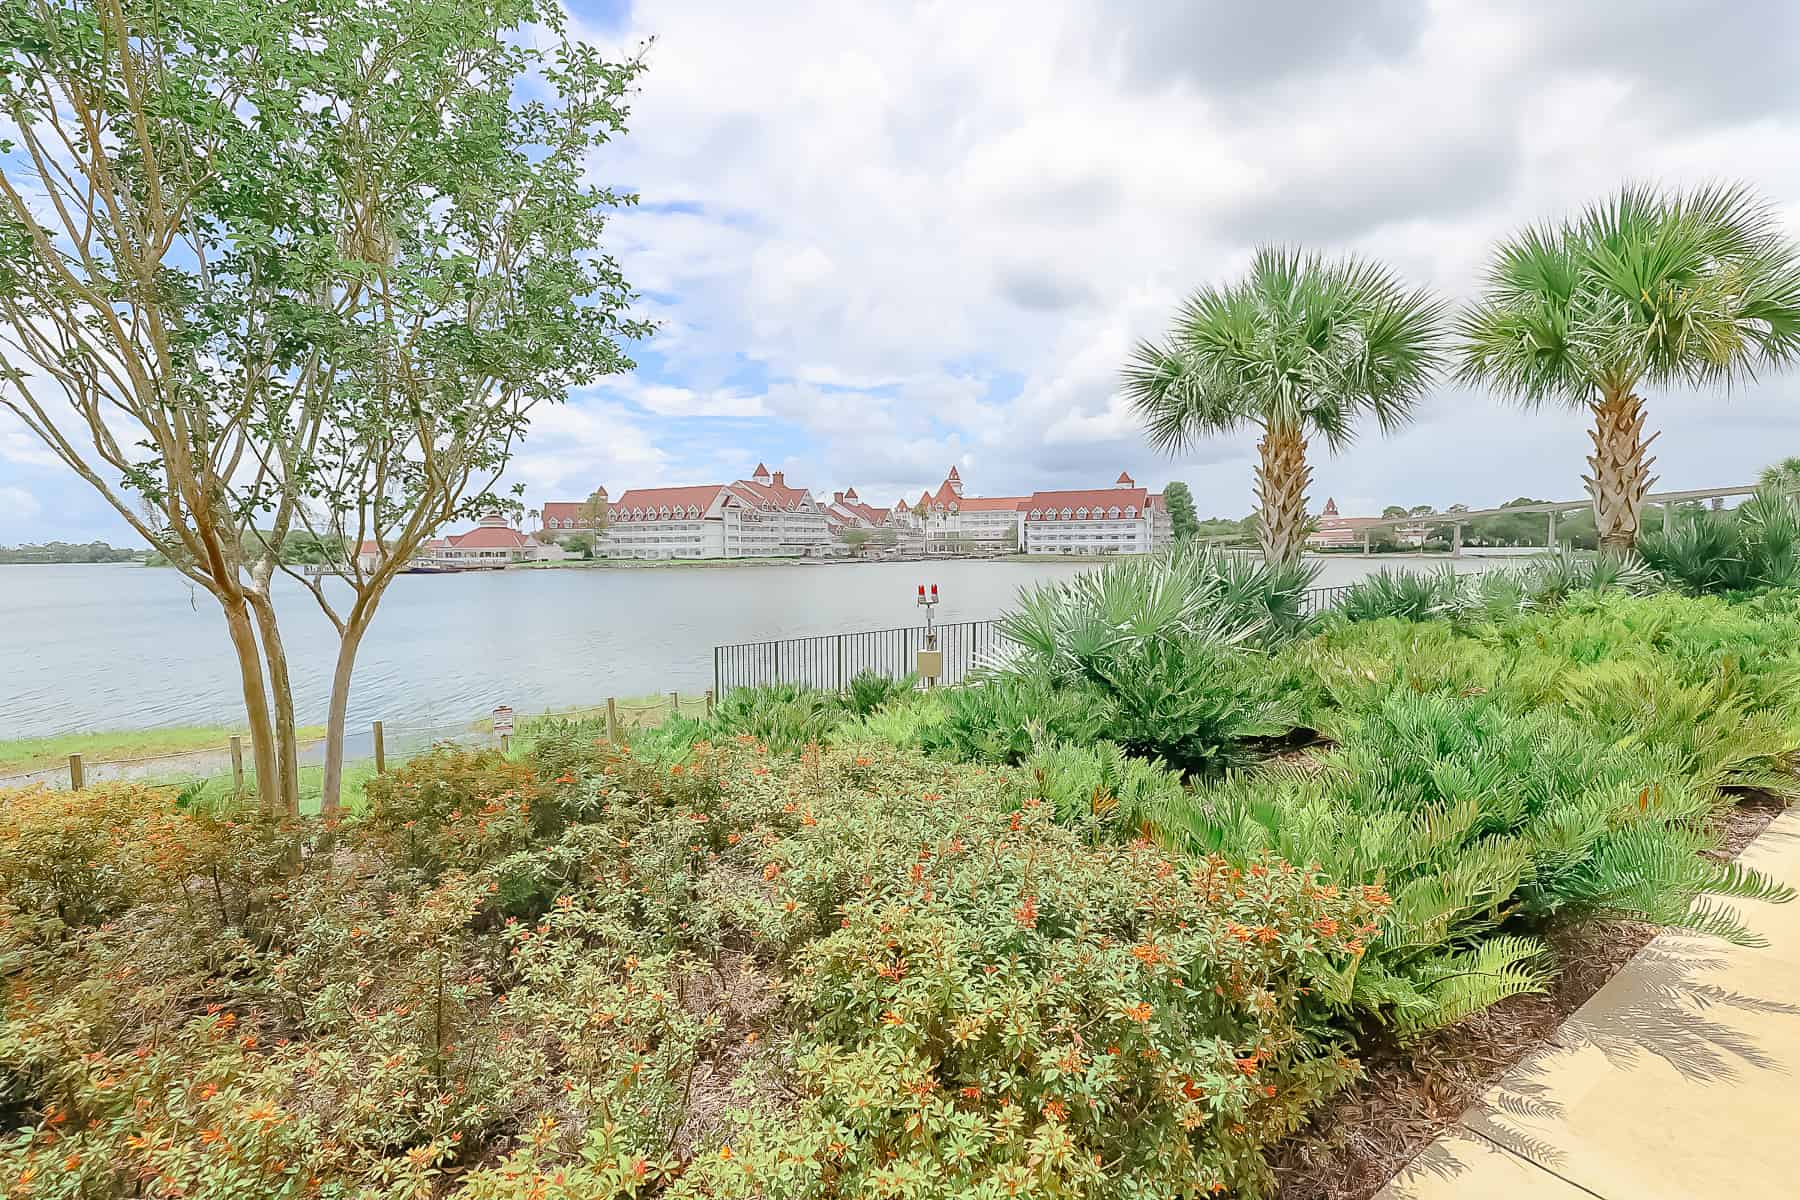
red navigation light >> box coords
[930,584,938,598]
[917,584,925,598]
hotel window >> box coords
[1060,507,1072,519]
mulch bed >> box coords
[1268,789,1789,1200]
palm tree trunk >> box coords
[1255,424,1312,565]
[1584,389,1659,552]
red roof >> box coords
[1021,487,1150,519]
[957,495,1027,512]
[612,484,725,515]
[729,471,810,510]
[448,524,533,549]
[539,501,597,525]
[946,465,960,480]
[357,540,383,555]
[1115,471,1134,485]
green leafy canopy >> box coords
[1458,182,1800,406]
[1123,246,1448,450]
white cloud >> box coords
[0,485,40,523]
[11,0,1800,537]
[564,0,1800,516]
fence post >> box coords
[669,690,679,718]
[67,753,83,791]
[230,736,245,795]
[773,639,782,683]
[372,721,385,774]
[836,634,845,693]
[713,645,721,701]
[606,697,619,745]
[705,688,714,716]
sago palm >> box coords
[1124,248,1447,565]
[1460,184,1800,551]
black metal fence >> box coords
[714,619,1003,694]
[713,583,1360,694]
[1301,584,1351,616]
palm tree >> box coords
[1124,248,1446,565]
[1460,184,1800,552]
[1760,456,1800,495]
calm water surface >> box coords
[0,555,1505,738]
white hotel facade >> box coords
[540,464,831,560]
[541,464,1172,560]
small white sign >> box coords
[492,705,515,736]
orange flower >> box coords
[1013,895,1039,930]
[62,1154,80,1171]
[881,1010,904,1026]
[1122,1002,1153,1024]
[719,1145,733,1160]
[1042,1099,1068,1122]
[959,1085,981,1100]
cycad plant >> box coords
[1637,486,1800,594]
[988,547,1307,772]
[1125,248,1447,564]
[1149,691,1793,1035]
[1460,184,1800,551]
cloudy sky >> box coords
[7,0,1800,542]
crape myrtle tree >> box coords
[0,0,649,814]
[1124,248,1447,565]
[1460,184,1800,552]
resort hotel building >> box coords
[539,464,831,560]
[539,464,1174,560]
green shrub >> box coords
[844,668,916,715]
[919,674,1110,765]
[359,746,551,872]
[704,682,846,752]
[1152,691,1792,1035]
[1082,636,1292,775]
[0,740,1379,1199]
[837,687,948,751]
[1022,739,1190,840]
[1333,566,1460,623]
[1638,487,1800,595]
[998,544,1317,664]
[683,789,1384,1200]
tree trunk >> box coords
[320,600,376,816]
[220,595,281,815]
[1255,424,1312,566]
[247,590,303,818]
[1584,389,1659,553]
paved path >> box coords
[1379,808,1800,1200]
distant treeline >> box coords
[145,530,351,567]
[0,540,141,564]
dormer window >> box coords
[1076,507,1089,519]
[1125,506,1136,518]
[1108,506,1120,518]
[1060,507,1073,519]
[1030,508,1042,520]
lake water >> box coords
[0,555,1511,738]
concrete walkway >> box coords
[1379,808,1800,1200]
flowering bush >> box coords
[0,738,1378,1198]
